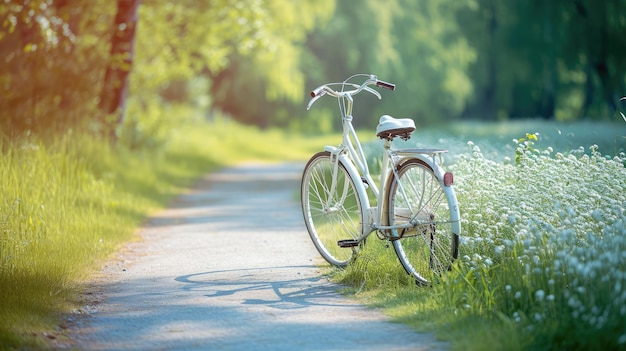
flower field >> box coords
[342,120,626,350]
[447,135,626,349]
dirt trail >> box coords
[63,162,447,351]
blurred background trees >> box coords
[1,0,625,140]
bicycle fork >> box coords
[324,149,356,215]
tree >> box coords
[571,0,626,118]
[99,0,140,140]
[459,0,626,121]
[390,0,476,124]
[122,0,325,139]
[0,0,113,137]
[207,0,336,128]
[304,0,476,129]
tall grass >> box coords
[1,135,137,339]
[334,121,626,350]
[0,116,336,349]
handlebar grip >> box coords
[310,87,324,97]
[376,80,396,91]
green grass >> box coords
[0,116,342,349]
[332,120,626,351]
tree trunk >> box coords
[99,0,140,140]
[593,0,618,117]
[580,63,594,118]
[483,0,498,120]
[541,0,557,120]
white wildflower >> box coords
[508,214,516,225]
[535,290,545,301]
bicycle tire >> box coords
[385,158,459,285]
[301,151,363,267]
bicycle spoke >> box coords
[388,160,458,285]
[301,152,362,267]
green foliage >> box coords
[206,0,335,127]
[131,0,268,91]
[125,0,270,136]
[0,0,334,138]
[0,0,113,136]
[388,0,476,122]
[460,0,626,121]
[3,0,625,139]
[304,0,475,129]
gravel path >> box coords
[65,162,447,351]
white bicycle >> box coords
[300,74,461,285]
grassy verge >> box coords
[333,121,626,350]
[0,116,343,349]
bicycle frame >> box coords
[320,84,460,243]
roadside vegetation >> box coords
[0,113,339,349]
[334,121,626,350]
[1,114,624,349]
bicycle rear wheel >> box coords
[385,158,459,285]
[301,152,363,267]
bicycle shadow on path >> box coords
[176,267,347,309]
[65,162,447,351]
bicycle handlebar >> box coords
[375,79,396,91]
[307,74,395,110]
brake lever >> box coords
[363,86,382,100]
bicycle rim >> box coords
[301,152,362,267]
[386,159,458,285]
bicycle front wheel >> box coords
[385,158,459,285]
[301,152,363,267]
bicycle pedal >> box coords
[337,239,359,248]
